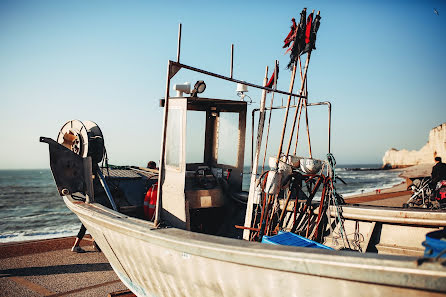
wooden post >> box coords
[243,66,269,240]
[285,52,312,157]
[262,60,279,172]
[293,56,305,155]
[274,62,298,165]
[292,96,304,155]
[275,190,293,232]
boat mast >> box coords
[155,23,183,227]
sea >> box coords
[0,165,404,243]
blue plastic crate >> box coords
[262,231,333,250]
[423,229,446,258]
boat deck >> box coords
[0,236,129,297]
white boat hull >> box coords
[65,196,446,297]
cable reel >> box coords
[57,120,105,164]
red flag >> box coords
[305,13,313,44]
[265,63,279,89]
[283,18,297,49]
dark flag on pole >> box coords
[283,18,297,49]
[286,8,307,69]
[302,12,321,54]
[284,9,321,69]
[265,62,279,89]
[304,12,314,45]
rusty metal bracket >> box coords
[168,63,181,80]
[40,137,94,202]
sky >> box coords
[0,0,445,169]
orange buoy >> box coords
[144,183,158,220]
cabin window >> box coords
[217,112,239,166]
[165,108,182,168]
[186,111,206,164]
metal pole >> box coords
[154,61,172,227]
[177,23,182,63]
[170,61,306,100]
[97,169,118,211]
[304,98,312,158]
[83,157,94,204]
[230,44,234,79]
[252,101,330,112]
[251,110,255,171]
[327,102,331,154]
[252,101,332,155]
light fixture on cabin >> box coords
[173,82,191,97]
[236,83,252,103]
[191,80,206,97]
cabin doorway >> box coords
[160,97,247,232]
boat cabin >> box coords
[159,96,247,231]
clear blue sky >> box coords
[0,0,445,169]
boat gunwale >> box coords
[335,205,446,226]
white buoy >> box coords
[300,158,323,174]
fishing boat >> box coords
[41,12,446,297]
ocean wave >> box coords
[0,225,82,243]
[342,178,404,197]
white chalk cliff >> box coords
[382,123,446,168]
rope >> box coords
[435,248,446,261]
[326,153,336,181]
[326,153,351,249]
[353,221,363,252]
